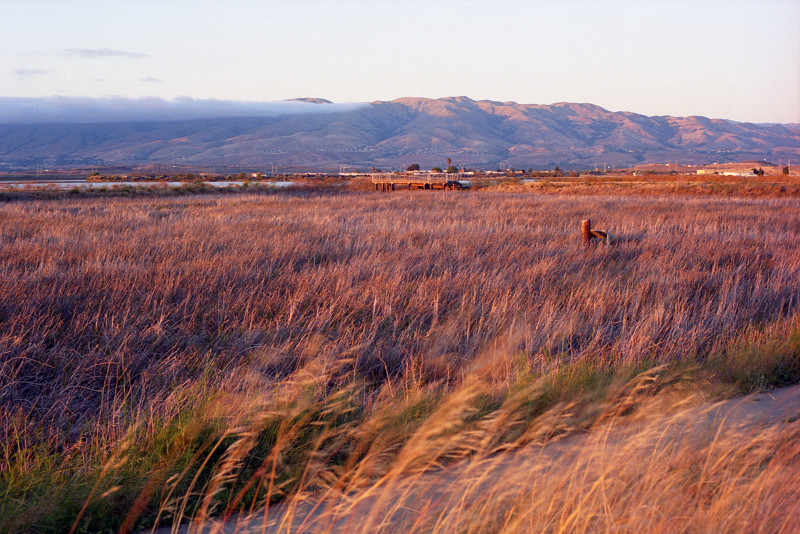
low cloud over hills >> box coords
[0,96,363,124]
[0,96,797,170]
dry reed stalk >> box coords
[167,375,800,534]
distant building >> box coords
[697,169,752,177]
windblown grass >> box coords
[495,173,800,197]
[170,367,798,534]
[0,189,798,532]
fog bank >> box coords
[0,96,368,124]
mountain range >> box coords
[1,96,798,171]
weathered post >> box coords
[581,219,592,245]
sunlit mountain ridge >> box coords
[1,96,797,170]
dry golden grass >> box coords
[492,174,800,197]
[175,374,799,534]
[0,188,799,532]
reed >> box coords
[0,189,798,532]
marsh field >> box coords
[1,184,800,532]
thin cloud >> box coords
[63,48,148,59]
[0,96,368,124]
[14,68,48,79]
[141,77,164,84]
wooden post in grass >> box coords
[582,219,613,246]
[582,219,592,245]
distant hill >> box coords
[0,96,797,171]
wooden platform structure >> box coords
[371,172,467,191]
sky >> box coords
[1,0,798,124]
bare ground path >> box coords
[150,384,800,534]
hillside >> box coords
[0,96,798,170]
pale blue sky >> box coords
[1,0,798,123]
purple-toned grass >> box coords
[0,189,798,531]
[2,191,799,437]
